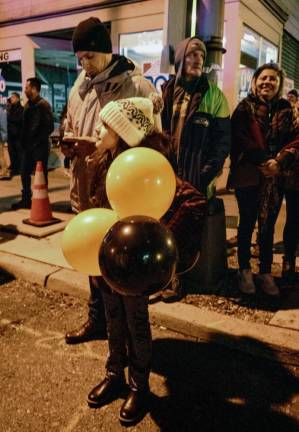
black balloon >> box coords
[99,215,178,296]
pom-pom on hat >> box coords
[99,94,163,147]
[72,17,112,54]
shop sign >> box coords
[239,67,254,93]
[145,74,168,92]
[0,70,7,105]
[0,49,21,63]
[0,76,6,92]
[205,63,224,89]
[144,60,168,92]
[238,67,254,101]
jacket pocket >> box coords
[229,162,261,189]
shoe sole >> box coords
[87,395,112,408]
[256,278,280,297]
[259,288,280,297]
[119,408,147,426]
[87,386,127,408]
[239,287,256,295]
[65,334,107,344]
[162,296,184,303]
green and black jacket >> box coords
[162,37,230,196]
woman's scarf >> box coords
[259,177,281,233]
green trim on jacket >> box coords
[197,83,230,118]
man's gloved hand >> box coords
[60,142,76,158]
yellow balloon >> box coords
[106,147,176,219]
[62,208,118,276]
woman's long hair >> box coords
[250,62,285,99]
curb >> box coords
[1,250,299,366]
[149,301,299,366]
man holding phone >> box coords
[62,17,157,345]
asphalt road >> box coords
[1,272,299,432]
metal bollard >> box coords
[184,197,227,292]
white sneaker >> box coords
[258,273,280,297]
[238,269,256,294]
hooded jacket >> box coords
[161,37,230,196]
[65,55,158,212]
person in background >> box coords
[0,104,10,180]
[161,36,230,301]
[229,63,299,296]
[61,17,159,346]
[287,89,299,127]
[7,92,24,177]
[281,88,299,284]
[11,78,54,209]
[287,89,298,107]
[57,104,70,177]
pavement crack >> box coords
[61,404,89,432]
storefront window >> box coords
[35,48,77,126]
[119,30,167,91]
[240,27,260,69]
[260,39,278,64]
[238,26,278,101]
[0,49,22,107]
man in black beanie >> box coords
[61,16,158,424]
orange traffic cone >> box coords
[23,161,61,227]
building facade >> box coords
[0,0,164,124]
[223,0,299,112]
[0,0,298,128]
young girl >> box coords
[86,96,206,426]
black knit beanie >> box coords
[72,17,112,53]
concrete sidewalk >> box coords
[1,169,299,365]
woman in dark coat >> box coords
[228,63,299,296]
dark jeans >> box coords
[64,157,70,169]
[100,281,152,391]
[88,276,107,328]
[235,186,283,274]
[283,189,299,263]
[8,138,22,175]
[20,148,49,201]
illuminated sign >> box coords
[0,78,5,92]
[0,49,21,63]
[145,74,168,92]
